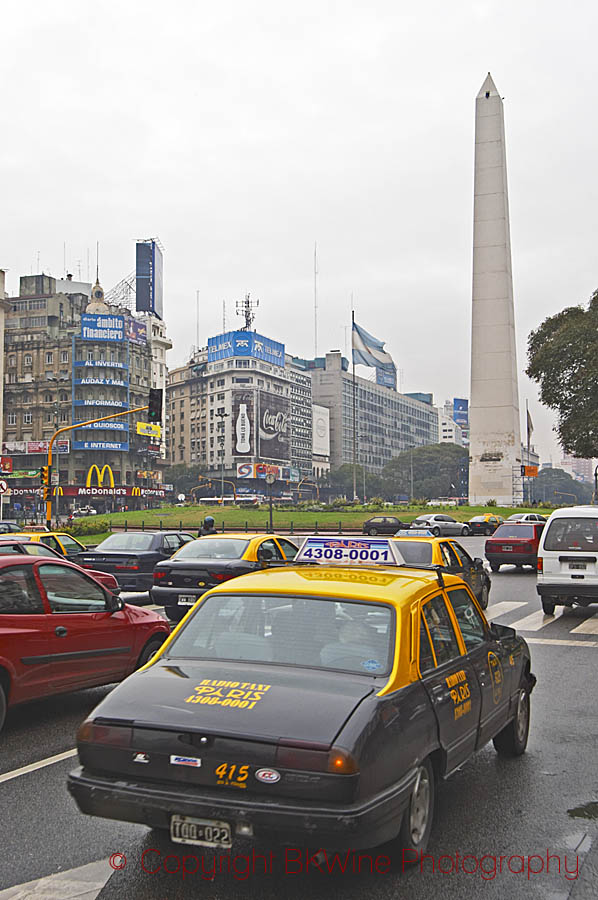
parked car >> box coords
[0,536,120,595]
[485,522,545,572]
[536,506,598,615]
[151,533,300,622]
[506,513,547,523]
[78,531,196,592]
[393,533,491,607]
[11,531,87,562]
[363,516,410,535]
[410,514,470,537]
[467,515,504,536]
[0,555,170,734]
[0,522,21,534]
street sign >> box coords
[265,473,277,485]
[137,421,162,438]
[0,480,8,494]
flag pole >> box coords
[526,399,531,504]
[352,309,357,501]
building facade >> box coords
[309,352,439,473]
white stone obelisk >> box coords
[469,73,522,506]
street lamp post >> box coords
[215,410,229,504]
[594,465,598,505]
[265,472,276,533]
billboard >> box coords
[232,391,255,456]
[136,240,164,319]
[312,405,330,457]
[258,391,290,462]
[236,463,300,482]
[81,314,124,342]
[2,440,69,454]
[376,366,397,390]
[453,398,469,427]
[208,331,285,367]
[125,318,147,344]
[72,441,129,451]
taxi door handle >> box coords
[55,626,68,638]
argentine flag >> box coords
[352,321,395,372]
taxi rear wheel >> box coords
[479,584,489,609]
[493,686,530,757]
[395,758,435,857]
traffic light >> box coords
[148,388,163,423]
[40,465,50,486]
[43,486,50,501]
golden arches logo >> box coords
[53,486,63,496]
[86,464,115,488]
[131,486,141,496]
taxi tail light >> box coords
[212,572,235,582]
[275,741,358,774]
[153,570,168,581]
[77,720,133,748]
[537,557,543,572]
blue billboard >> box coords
[208,331,285,367]
[81,314,124,341]
[136,240,163,319]
[453,398,469,426]
[72,441,130,451]
[376,366,397,390]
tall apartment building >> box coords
[166,329,314,487]
[309,352,439,473]
[561,453,594,483]
[2,273,169,510]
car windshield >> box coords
[95,533,155,551]
[493,524,534,539]
[166,594,394,676]
[413,517,431,524]
[507,515,524,521]
[470,517,486,522]
[543,517,598,552]
[394,541,433,565]
[174,538,249,560]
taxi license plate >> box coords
[178,595,198,605]
[170,815,232,848]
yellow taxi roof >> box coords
[11,531,78,541]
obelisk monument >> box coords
[469,73,522,505]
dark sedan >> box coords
[467,515,504,536]
[78,531,196,592]
[363,516,410,535]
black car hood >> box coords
[89,658,376,747]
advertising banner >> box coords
[376,366,397,390]
[85,421,129,432]
[312,405,330,457]
[232,390,255,456]
[125,318,147,344]
[237,462,254,479]
[453,398,469,427]
[81,313,124,342]
[2,440,69,455]
[72,441,129,451]
[208,331,285,367]
[255,463,282,479]
[258,391,290,462]
[137,422,162,438]
[0,457,13,474]
[135,241,164,319]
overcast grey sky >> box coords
[2,0,597,463]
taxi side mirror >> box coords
[474,557,484,569]
[489,621,516,640]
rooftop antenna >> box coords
[314,242,318,357]
[96,241,99,282]
[86,248,90,281]
[63,242,67,278]
[36,250,40,273]
[76,259,82,279]
[235,293,259,331]
[223,300,227,331]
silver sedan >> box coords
[410,514,471,537]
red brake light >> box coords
[212,572,234,582]
[115,564,139,570]
[537,557,543,572]
[77,721,132,747]
[153,570,167,581]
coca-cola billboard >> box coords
[258,391,290,463]
[232,391,255,457]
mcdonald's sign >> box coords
[86,464,115,488]
[53,486,64,496]
[131,486,141,496]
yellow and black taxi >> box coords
[151,533,299,622]
[12,531,87,561]
[68,536,535,858]
[393,529,491,608]
[467,514,504,536]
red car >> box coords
[485,522,545,572]
[0,535,121,595]
[0,555,170,734]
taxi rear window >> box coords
[175,539,249,560]
[394,541,433,565]
[166,594,394,676]
[543,517,598,552]
[493,524,534,539]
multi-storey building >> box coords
[308,351,439,473]
[2,273,170,512]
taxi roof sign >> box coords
[395,529,434,537]
[295,535,406,567]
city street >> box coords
[1,538,597,900]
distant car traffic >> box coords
[362,516,410,535]
[393,533,491,607]
[485,522,545,572]
[410,514,470,537]
[0,555,170,734]
[506,513,547,523]
[78,531,196,592]
[467,515,504,536]
[151,533,300,621]
[0,536,120,595]
[0,522,21,534]
[11,531,87,562]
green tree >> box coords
[381,444,469,500]
[329,464,383,500]
[533,468,592,505]
[162,465,211,497]
[527,290,598,457]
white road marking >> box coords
[0,857,112,899]
[570,614,598,635]
[485,600,527,618]
[0,748,77,785]
[527,637,598,647]
[508,609,560,631]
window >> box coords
[44,393,53,403]
[61,351,69,364]
[58,535,84,554]
[447,588,487,652]
[395,540,433,565]
[0,566,45,614]
[46,352,53,365]
[60,392,69,402]
[24,354,32,366]
[8,355,16,367]
[422,595,461,666]
[439,542,461,567]
[40,536,62,553]
[543,517,598,552]
[258,539,283,561]
[38,564,108,612]
[452,542,473,565]
[419,620,436,674]
[278,539,298,560]
[23,412,32,425]
[7,413,16,426]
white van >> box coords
[536,506,598,615]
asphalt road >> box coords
[1,537,597,900]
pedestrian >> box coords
[198,515,217,537]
